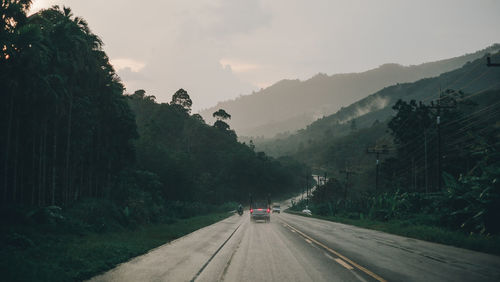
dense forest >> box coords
[286,60,500,235]
[128,89,307,206]
[0,5,311,280]
[1,2,138,207]
[0,2,307,223]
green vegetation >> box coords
[128,90,308,205]
[2,2,499,281]
[1,3,138,207]
[0,2,310,281]
[1,209,231,281]
[257,53,500,162]
[287,85,500,252]
[0,2,307,216]
[286,210,500,255]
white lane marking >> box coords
[324,252,334,260]
[335,258,354,270]
[304,238,313,244]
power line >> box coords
[428,91,457,191]
[376,68,494,144]
[366,146,390,191]
[339,167,356,198]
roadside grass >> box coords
[285,210,500,256]
[0,212,231,282]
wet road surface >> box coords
[89,210,500,282]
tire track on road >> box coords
[190,221,242,282]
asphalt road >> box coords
[89,210,500,282]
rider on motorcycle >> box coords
[237,204,243,215]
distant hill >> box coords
[255,51,500,159]
[200,44,500,138]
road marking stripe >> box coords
[281,221,387,282]
[335,258,354,270]
[190,222,242,282]
[305,238,313,244]
[324,252,334,260]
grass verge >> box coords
[1,212,231,282]
[285,210,500,256]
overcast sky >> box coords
[30,0,500,111]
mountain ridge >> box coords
[200,44,500,137]
[254,51,500,158]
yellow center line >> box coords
[335,258,354,270]
[281,220,387,282]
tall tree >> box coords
[170,88,192,114]
[212,109,231,121]
[1,5,137,205]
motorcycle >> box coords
[237,208,243,216]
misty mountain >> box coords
[200,44,500,138]
[255,51,500,159]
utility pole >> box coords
[366,146,389,191]
[429,92,456,191]
[301,170,305,202]
[339,167,355,199]
[424,130,428,193]
[306,172,309,207]
[487,56,500,67]
[322,172,327,198]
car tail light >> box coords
[267,208,270,213]
[250,208,253,213]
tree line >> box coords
[1,3,137,206]
[295,88,500,234]
[128,88,307,207]
[0,2,308,214]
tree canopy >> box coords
[213,109,231,120]
[1,4,137,206]
[170,88,192,114]
[0,3,308,209]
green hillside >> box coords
[281,62,500,239]
[256,52,500,164]
[201,45,500,137]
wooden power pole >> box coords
[366,146,389,191]
[429,92,456,191]
[339,167,355,199]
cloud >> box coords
[29,0,58,14]
[25,0,500,112]
[111,58,145,72]
[201,0,271,38]
[219,59,261,73]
